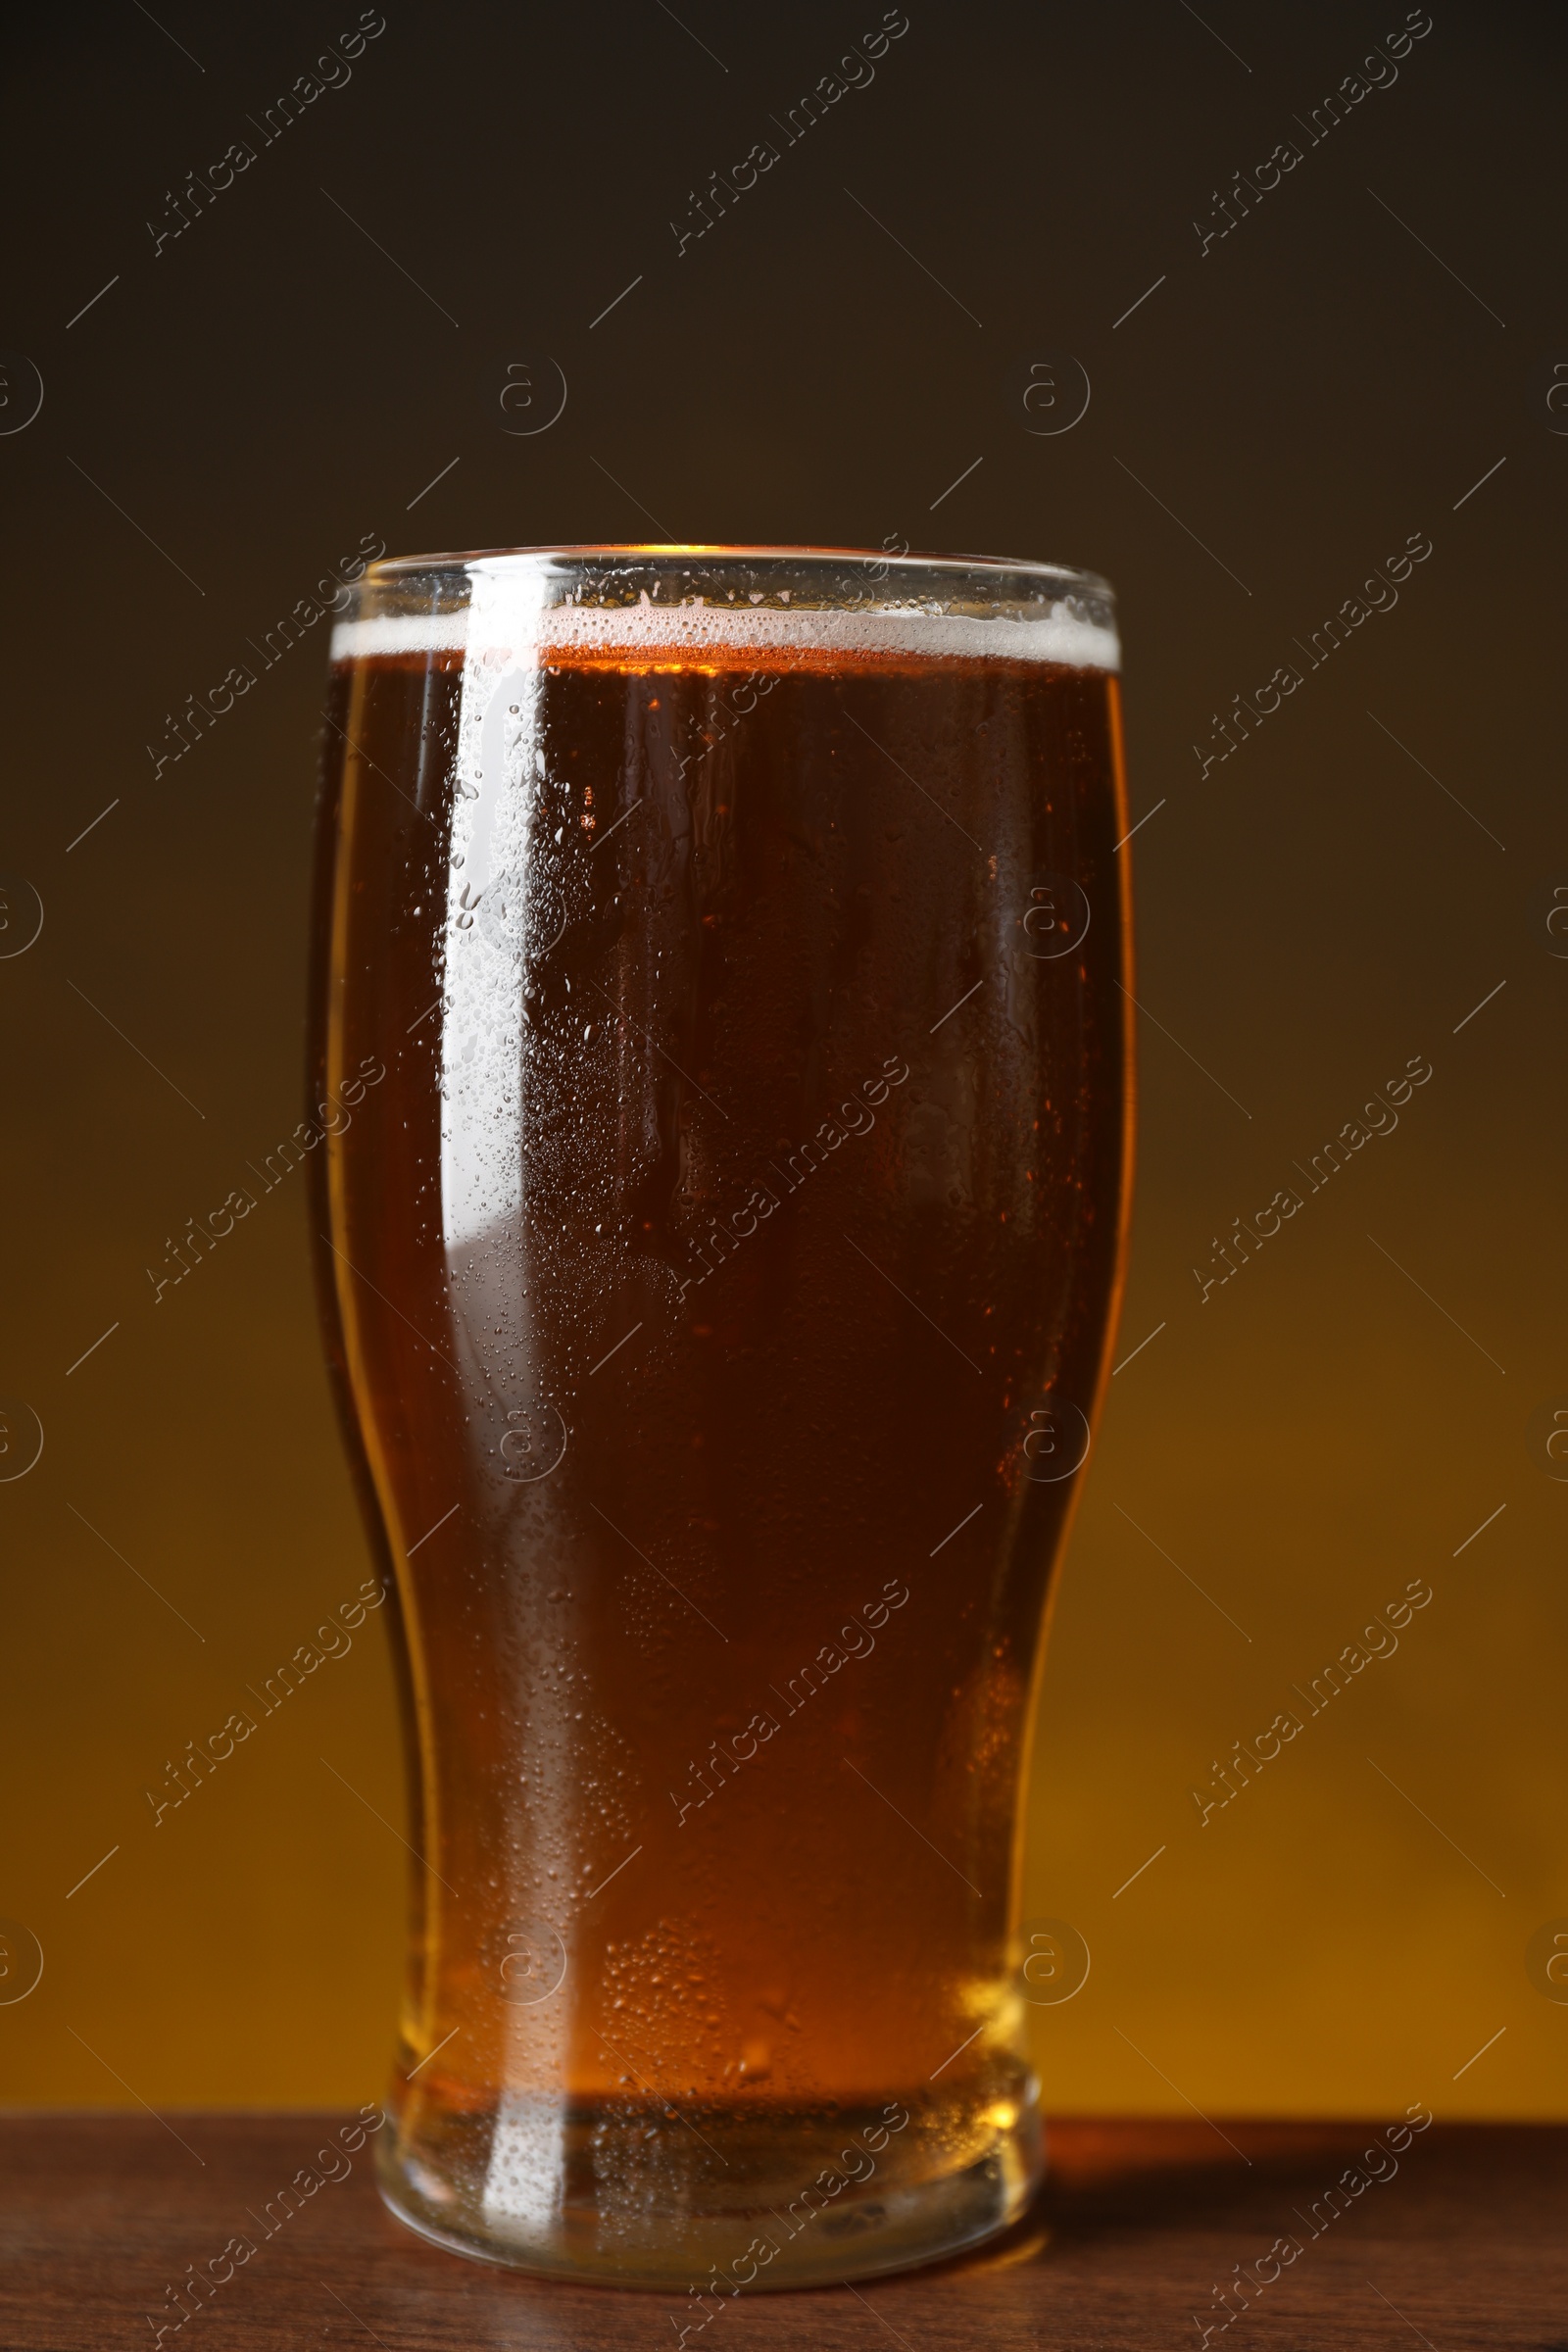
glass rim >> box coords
[364,542,1115,602]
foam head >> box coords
[330,595,1120,673]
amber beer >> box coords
[309,548,1130,2289]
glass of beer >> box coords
[310,546,1130,2290]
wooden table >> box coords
[2,2114,1561,2346]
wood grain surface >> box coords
[0,2113,1561,2348]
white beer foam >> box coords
[328,598,1119,672]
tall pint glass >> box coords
[309,546,1131,2289]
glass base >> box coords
[376,2088,1041,2291]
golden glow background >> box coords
[3,1,1562,2117]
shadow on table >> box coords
[932,2113,1520,2279]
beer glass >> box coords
[309,546,1131,2289]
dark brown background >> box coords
[1,0,1563,2118]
